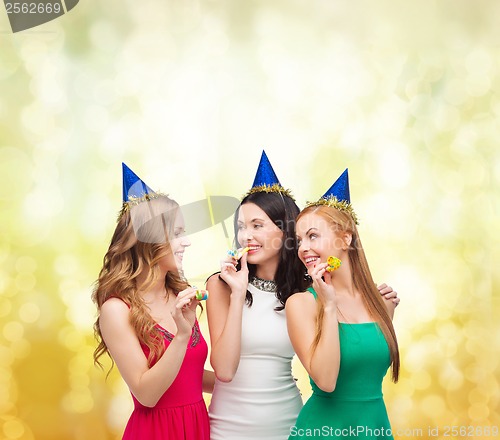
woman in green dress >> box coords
[286,169,400,440]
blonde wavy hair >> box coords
[92,195,188,370]
[297,205,400,382]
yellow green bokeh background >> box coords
[1,1,499,439]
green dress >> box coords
[289,288,393,439]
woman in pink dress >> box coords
[92,164,213,439]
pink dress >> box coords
[122,321,210,440]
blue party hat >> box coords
[119,163,162,220]
[245,150,294,200]
[252,150,280,188]
[122,162,155,203]
[322,168,350,203]
[306,168,358,224]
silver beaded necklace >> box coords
[249,276,277,293]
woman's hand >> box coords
[309,262,337,309]
[377,283,400,306]
[171,288,199,339]
[219,250,249,300]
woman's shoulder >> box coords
[206,272,230,293]
[285,289,316,308]
[98,297,134,337]
[100,297,130,317]
[206,272,221,284]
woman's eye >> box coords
[254,224,263,229]
[310,233,317,240]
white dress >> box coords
[209,282,303,440]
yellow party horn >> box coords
[326,256,342,272]
[227,247,250,260]
[194,289,209,301]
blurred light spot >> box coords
[466,74,491,97]
[32,151,60,184]
[23,187,64,222]
[469,387,488,405]
[58,327,86,351]
[464,363,482,383]
[411,370,431,390]
[83,104,110,133]
[468,402,490,421]
[61,390,94,413]
[0,346,15,367]
[0,148,33,202]
[460,158,487,188]
[389,396,414,415]
[59,278,80,297]
[443,78,468,106]
[89,21,121,54]
[0,244,9,264]
[10,339,31,360]
[15,273,36,292]
[387,266,436,324]
[449,125,478,157]
[0,298,12,318]
[108,393,133,430]
[465,48,492,75]
[69,350,94,373]
[420,394,446,419]
[2,418,25,439]
[54,254,79,277]
[434,104,460,132]
[0,368,13,406]
[404,79,431,100]
[2,322,24,342]
[409,94,432,119]
[377,143,410,189]
[201,27,229,57]
[432,195,461,237]
[478,376,499,399]
[69,372,90,389]
[404,339,438,373]
[439,362,463,391]
[15,256,37,273]
[436,168,465,196]
[19,303,40,324]
[21,102,56,137]
[79,193,113,238]
[65,289,96,331]
[0,44,21,80]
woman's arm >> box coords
[286,291,341,393]
[202,369,215,393]
[99,291,196,407]
[206,275,246,382]
[206,253,249,382]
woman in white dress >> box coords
[206,151,398,439]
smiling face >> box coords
[159,210,191,272]
[295,212,350,274]
[236,202,284,270]
[131,196,191,274]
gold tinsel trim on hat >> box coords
[305,195,359,225]
[117,192,167,221]
[243,184,296,201]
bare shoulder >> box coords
[206,273,231,296]
[99,297,130,323]
[286,291,316,314]
[286,291,317,337]
[101,296,129,312]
